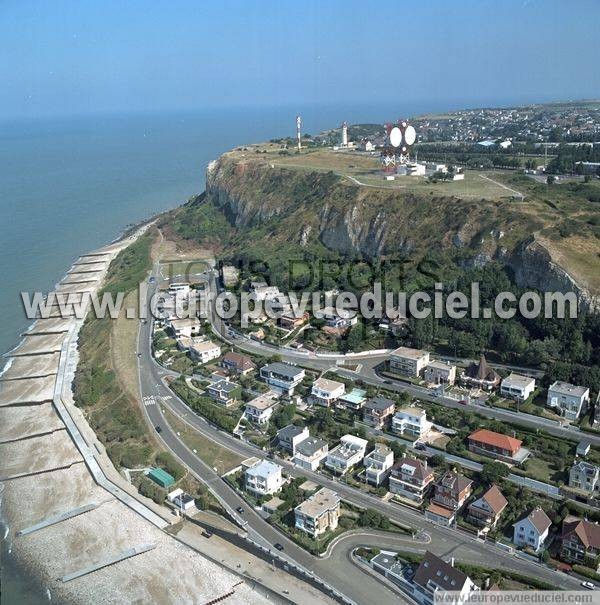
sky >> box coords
[1,0,599,119]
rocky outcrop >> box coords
[509,237,598,311]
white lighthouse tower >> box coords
[296,115,302,151]
[341,121,348,147]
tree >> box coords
[546,175,556,185]
[429,454,446,467]
[480,461,509,485]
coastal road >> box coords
[135,274,582,594]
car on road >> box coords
[414,442,426,451]
[148,277,155,283]
[274,543,284,551]
[383,379,393,385]
[236,506,245,514]
[155,426,162,433]
[137,352,142,357]
[203,530,213,538]
[581,581,595,590]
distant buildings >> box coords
[459,354,500,391]
[513,507,552,552]
[260,362,305,395]
[500,373,536,401]
[392,407,432,438]
[311,377,345,407]
[244,391,279,424]
[388,457,434,504]
[363,397,395,429]
[467,429,528,463]
[466,485,507,530]
[325,434,368,474]
[363,444,394,486]
[547,381,590,421]
[389,347,430,378]
[295,488,341,537]
[424,361,456,385]
[245,460,284,496]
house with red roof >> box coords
[467,428,529,464]
[561,516,600,570]
[466,485,508,529]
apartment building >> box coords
[325,435,368,474]
[389,346,430,378]
[388,457,434,504]
[294,488,341,537]
[245,460,284,496]
[363,444,394,486]
[392,407,432,438]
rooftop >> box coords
[502,372,536,388]
[261,362,304,380]
[295,487,340,518]
[365,396,395,412]
[395,406,426,418]
[296,436,328,457]
[209,379,238,394]
[562,516,600,550]
[339,388,367,404]
[277,424,307,440]
[468,428,522,453]
[245,391,279,411]
[548,381,589,398]
[414,551,471,592]
[190,339,220,353]
[246,460,282,479]
[390,346,429,360]
[313,377,345,392]
[478,485,508,515]
[515,506,552,534]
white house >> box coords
[293,436,329,471]
[168,317,202,339]
[277,424,310,455]
[500,373,536,401]
[325,434,368,474]
[244,391,279,425]
[188,339,221,364]
[392,407,432,438]
[295,488,340,537]
[569,460,600,495]
[260,362,305,396]
[167,488,195,511]
[245,460,284,496]
[389,346,430,377]
[512,507,552,552]
[363,444,394,486]
[424,361,456,385]
[311,377,345,407]
[547,381,590,421]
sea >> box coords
[0,98,519,602]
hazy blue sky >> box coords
[2,0,599,119]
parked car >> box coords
[274,543,284,551]
[581,581,595,590]
[236,506,245,514]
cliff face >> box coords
[203,154,598,310]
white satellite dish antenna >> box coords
[389,127,402,148]
[404,125,416,146]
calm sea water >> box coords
[0,99,503,602]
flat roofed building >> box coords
[259,362,305,396]
[168,317,202,338]
[313,306,357,328]
[294,488,341,537]
[325,434,368,474]
[500,373,536,401]
[338,388,367,411]
[245,460,284,496]
[206,379,238,406]
[424,360,456,385]
[188,339,221,364]
[293,436,329,471]
[244,391,279,424]
[389,346,430,377]
[392,407,432,438]
[363,444,394,486]
[277,424,310,455]
[547,381,590,421]
[311,377,345,407]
